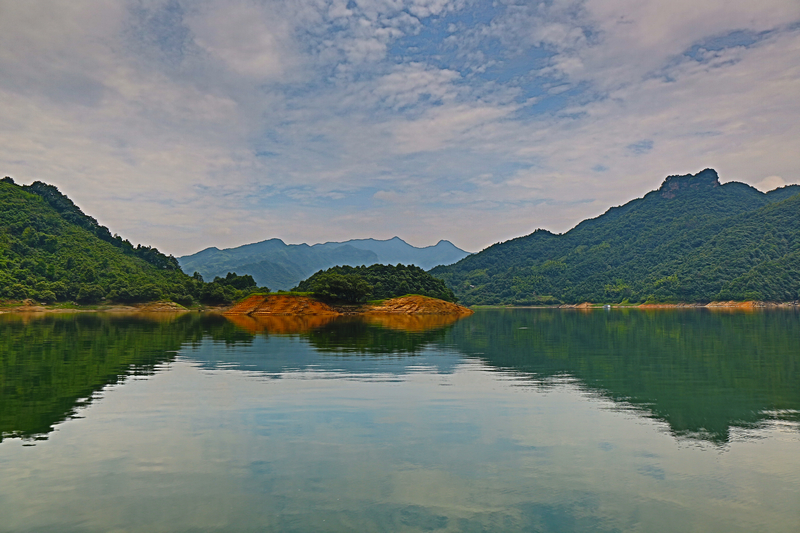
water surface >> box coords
[1,309,798,532]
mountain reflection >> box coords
[448,309,800,444]
[188,314,464,378]
[1,309,798,445]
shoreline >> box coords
[224,294,474,317]
[472,300,800,310]
[3,298,799,315]
[0,300,228,315]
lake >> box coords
[1,308,798,532]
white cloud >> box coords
[751,175,786,192]
[186,1,294,79]
[0,0,798,254]
[482,0,800,89]
[392,103,514,153]
[373,63,460,109]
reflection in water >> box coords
[447,309,800,444]
[0,313,177,442]
[0,311,467,443]
[0,312,240,442]
[225,313,340,334]
[225,312,465,336]
[362,313,463,332]
[2,309,799,446]
[1,309,799,532]
[306,317,452,354]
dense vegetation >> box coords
[293,263,458,303]
[431,169,800,305]
[23,180,181,270]
[0,177,265,304]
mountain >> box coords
[312,237,469,270]
[430,169,800,305]
[0,177,261,304]
[178,236,470,290]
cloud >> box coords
[373,63,460,109]
[751,175,786,192]
[186,1,294,79]
[373,190,402,203]
[0,0,798,255]
[391,103,513,153]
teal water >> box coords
[0,309,798,532]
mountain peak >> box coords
[659,169,720,199]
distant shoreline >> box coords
[0,300,226,314]
[0,294,475,316]
[472,300,800,310]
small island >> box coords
[224,264,473,318]
[224,293,473,317]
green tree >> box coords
[308,273,373,303]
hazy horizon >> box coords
[182,235,475,256]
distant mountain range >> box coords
[431,169,800,305]
[178,237,470,290]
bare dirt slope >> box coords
[365,295,473,315]
[225,294,473,317]
[225,294,339,316]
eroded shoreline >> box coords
[224,294,474,317]
[3,298,799,315]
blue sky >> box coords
[1,0,798,255]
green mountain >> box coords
[431,169,800,305]
[179,236,470,291]
[0,177,261,304]
[293,263,458,303]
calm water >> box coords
[1,309,798,532]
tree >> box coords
[309,273,373,303]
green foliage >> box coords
[294,263,458,303]
[197,272,265,304]
[0,179,268,305]
[22,181,181,270]
[432,169,800,305]
[303,272,373,303]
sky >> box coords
[1,0,798,256]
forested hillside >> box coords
[294,263,458,303]
[0,177,264,304]
[431,169,800,305]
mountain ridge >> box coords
[0,177,263,304]
[178,236,470,290]
[431,169,800,305]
